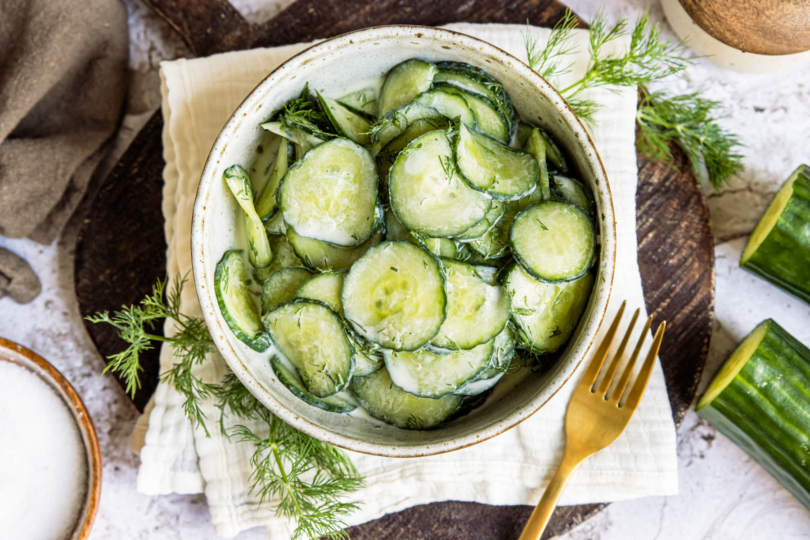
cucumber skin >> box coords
[697,319,810,510]
[215,250,271,352]
[741,166,810,304]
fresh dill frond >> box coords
[636,90,744,188]
[232,415,363,540]
[522,11,743,188]
[90,277,364,538]
[524,10,579,82]
[213,370,264,435]
[88,275,217,435]
[560,11,693,120]
[276,82,339,141]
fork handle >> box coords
[518,454,581,540]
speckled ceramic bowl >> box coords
[192,25,615,457]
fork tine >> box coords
[582,301,626,387]
[608,314,653,401]
[596,308,640,394]
[621,322,666,410]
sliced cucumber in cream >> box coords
[215,250,270,352]
[263,299,354,397]
[223,165,274,269]
[378,59,437,117]
[353,368,462,430]
[279,138,379,247]
[389,130,491,238]
[271,356,356,413]
[342,241,446,351]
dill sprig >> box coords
[525,9,579,82]
[276,83,339,141]
[90,278,364,539]
[636,90,744,187]
[231,415,363,540]
[87,276,216,434]
[524,10,743,188]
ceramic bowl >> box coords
[0,338,102,539]
[192,25,616,457]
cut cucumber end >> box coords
[741,167,802,265]
[696,320,771,410]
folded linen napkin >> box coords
[136,24,679,538]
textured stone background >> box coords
[0,0,809,538]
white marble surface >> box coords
[0,0,809,538]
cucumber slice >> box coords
[261,121,325,153]
[472,264,500,285]
[337,87,377,117]
[248,130,281,200]
[435,84,509,143]
[454,200,505,243]
[414,89,476,129]
[279,138,379,247]
[369,102,446,153]
[263,211,287,235]
[502,262,594,354]
[510,202,595,283]
[255,138,293,221]
[431,259,511,351]
[215,250,270,352]
[316,91,372,145]
[515,122,534,148]
[491,324,518,371]
[342,241,446,351]
[455,123,539,200]
[263,299,354,397]
[741,165,810,304]
[433,61,518,138]
[383,339,494,398]
[696,319,810,509]
[377,117,451,177]
[271,356,356,413]
[352,350,383,377]
[383,208,459,259]
[523,128,552,200]
[378,59,437,117]
[287,224,383,271]
[455,326,516,395]
[454,371,504,396]
[353,368,462,429]
[389,130,491,238]
[538,128,568,174]
[468,204,516,259]
[551,175,594,215]
[294,271,384,376]
[253,234,303,284]
[223,165,274,269]
[261,266,312,315]
[295,271,345,315]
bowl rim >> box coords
[0,337,102,539]
[192,24,616,458]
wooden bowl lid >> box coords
[681,0,810,55]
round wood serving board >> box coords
[74,0,714,537]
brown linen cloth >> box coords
[0,0,129,302]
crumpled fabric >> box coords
[0,0,129,301]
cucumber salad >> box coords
[215,59,598,430]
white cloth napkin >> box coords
[135,23,679,538]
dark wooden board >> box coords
[74,0,714,538]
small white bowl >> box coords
[192,25,616,457]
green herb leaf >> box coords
[523,10,743,189]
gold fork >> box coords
[518,301,666,540]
